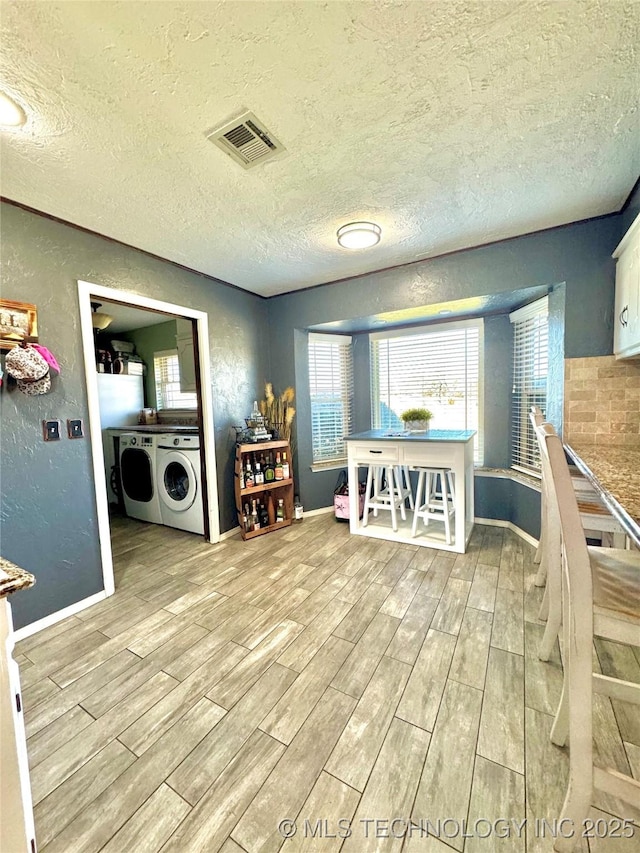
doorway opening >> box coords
[78,281,220,598]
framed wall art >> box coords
[0,299,38,349]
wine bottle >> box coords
[251,499,260,529]
[274,451,284,480]
[267,493,276,526]
[254,458,264,486]
[264,454,275,482]
[244,456,254,488]
[259,500,269,528]
[281,451,290,480]
[276,498,285,521]
[244,502,253,532]
[293,494,303,522]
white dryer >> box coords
[119,433,163,524]
[156,434,204,535]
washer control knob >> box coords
[174,437,180,446]
[131,436,137,445]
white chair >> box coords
[530,410,630,661]
[537,423,640,852]
[410,467,455,544]
[531,407,626,594]
[362,465,409,532]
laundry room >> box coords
[92,298,206,538]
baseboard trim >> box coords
[219,525,241,541]
[304,506,335,518]
[474,517,539,549]
[13,590,109,642]
[301,506,539,547]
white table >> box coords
[345,429,476,554]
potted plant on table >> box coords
[401,407,433,433]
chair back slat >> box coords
[536,422,594,783]
[530,405,544,429]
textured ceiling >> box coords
[1,1,638,297]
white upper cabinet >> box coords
[613,212,640,359]
[176,318,197,392]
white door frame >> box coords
[78,280,221,597]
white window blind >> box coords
[370,319,483,464]
[154,350,198,410]
[510,297,549,475]
[308,333,353,466]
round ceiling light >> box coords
[0,91,26,127]
[337,221,381,250]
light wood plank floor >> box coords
[16,514,640,853]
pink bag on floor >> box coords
[333,471,366,521]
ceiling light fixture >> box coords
[337,221,381,250]
[91,301,114,331]
[0,90,26,127]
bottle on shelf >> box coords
[293,494,303,522]
[277,498,285,521]
[244,456,254,488]
[274,452,284,481]
[259,500,269,528]
[251,499,260,530]
[267,493,276,526]
[281,451,290,480]
[264,454,275,482]
[254,458,264,486]
[239,467,245,490]
[244,502,253,532]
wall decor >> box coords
[0,299,38,349]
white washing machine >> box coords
[156,434,204,535]
[119,433,163,524]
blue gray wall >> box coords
[269,214,622,533]
[621,180,640,236]
[0,202,269,629]
[117,320,179,408]
[0,201,627,629]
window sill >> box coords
[475,466,541,491]
[310,461,347,473]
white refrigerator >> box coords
[97,374,145,505]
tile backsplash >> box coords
[564,355,640,447]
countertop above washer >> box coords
[106,425,199,435]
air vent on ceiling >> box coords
[207,111,285,169]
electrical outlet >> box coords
[43,420,61,441]
[67,418,84,439]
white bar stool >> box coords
[362,465,408,532]
[395,465,414,510]
[411,467,455,544]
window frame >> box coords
[308,332,354,470]
[509,296,549,477]
[153,349,198,411]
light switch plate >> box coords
[67,418,84,439]
[43,420,61,441]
